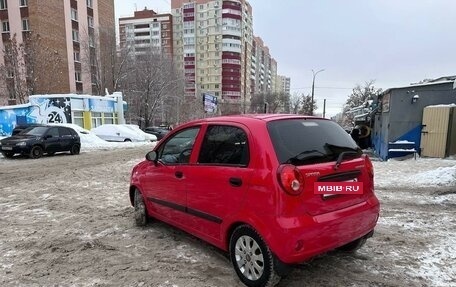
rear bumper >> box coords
[270,195,380,264]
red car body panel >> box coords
[130,114,380,264]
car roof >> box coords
[181,114,327,126]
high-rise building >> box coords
[118,8,173,57]
[171,0,253,113]
[0,0,115,105]
[276,75,291,95]
[250,36,278,96]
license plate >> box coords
[314,182,363,195]
[2,146,13,150]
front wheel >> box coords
[29,146,43,159]
[134,189,149,226]
[229,225,281,287]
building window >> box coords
[91,112,102,127]
[2,21,9,33]
[20,0,28,7]
[71,8,78,21]
[22,19,29,31]
[89,33,95,47]
[72,30,79,42]
[86,0,93,8]
[103,113,114,124]
[73,51,80,62]
[0,0,7,10]
[75,71,82,82]
[88,16,94,28]
[72,111,84,128]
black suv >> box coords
[144,126,169,140]
[0,125,81,159]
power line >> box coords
[290,86,353,90]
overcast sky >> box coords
[114,0,456,116]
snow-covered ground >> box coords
[1,135,455,286]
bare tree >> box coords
[342,80,382,126]
[0,33,64,104]
[299,93,317,115]
[249,92,289,113]
[289,92,302,114]
[80,27,132,95]
[123,47,183,127]
[0,35,27,104]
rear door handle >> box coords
[229,177,242,187]
[175,171,183,178]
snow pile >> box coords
[374,157,456,189]
[409,165,456,187]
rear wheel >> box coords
[134,189,149,226]
[29,146,43,159]
[230,225,281,287]
[124,139,132,142]
[70,144,80,155]
[1,151,14,158]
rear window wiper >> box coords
[334,151,359,170]
[286,150,329,165]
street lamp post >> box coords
[311,69,325,116]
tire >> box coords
[1,151,14,159]
[134,189,149,226]
[124,139,132,142]
[229,225,281,287]
[70,144,80,155]
[337,237,367,252]
[29,146,43,159]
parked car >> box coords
[121,124,157,142]
[91,124,147,142]
[0,125,80,159]
[143,126,169,140]
[12,123,46,135]
[129,114,380,287]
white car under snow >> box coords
[120,124,157,142]
[91,124,147,142]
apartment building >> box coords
[276,75,291,95]
[0,0,115,105]
[172,0,253,111]
[118,8,173,56]
[250,36,278,97]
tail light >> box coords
[277,164,304,196]
[365,155,374,179]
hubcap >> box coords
[234,235,264,281]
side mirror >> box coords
[44,134,52,139]
[145,150,158,162]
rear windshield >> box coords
[267,119,362,166]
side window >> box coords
[198,125,249,166]
[47,128,60,138]
[59,127,72,137]
[158,127,200,164]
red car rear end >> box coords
[130,114,380,287]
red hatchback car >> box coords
[129,114,380,287]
